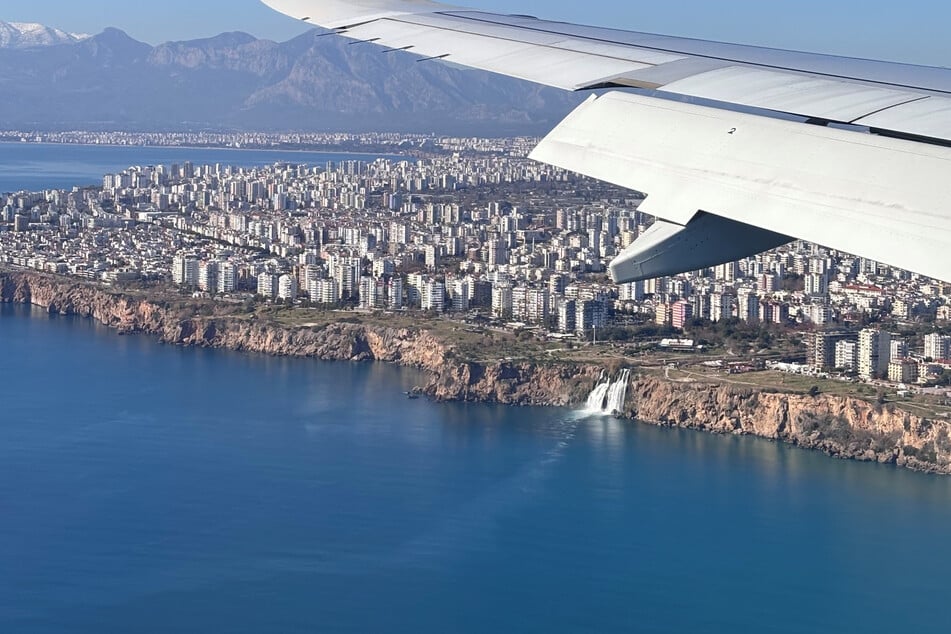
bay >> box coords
[0,142,403,193]
[2,304,951,633]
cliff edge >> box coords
[3,270,950,475]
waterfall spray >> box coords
[585,378,611,412]
[605,369,631,414]
[584,369,631,415]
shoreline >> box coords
[3,269,950,475]
[0,140,413,158]
[0,145,415,194]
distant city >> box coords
[0,130,534,155]
[2,132,949,391]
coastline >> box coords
[3,269,950,475]
[0,140,412,158]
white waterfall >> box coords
[585,379,611,412]
[605,369,631,414]
[584,369,631,415]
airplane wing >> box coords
[261,0,951,284]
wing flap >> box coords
[661,66,925,123]
[343,12,653,89]
[260,0,452,29]
[855,96,951,140]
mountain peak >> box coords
[0,20,88,49]
[82,27,151,57]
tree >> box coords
[781,273,805,292]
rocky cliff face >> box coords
[423,359,951,473]
[623,376,951,475]
[4,270,950,475]
[425,361,601,407]
[0,272,448,370]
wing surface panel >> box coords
[660,67,925,124]
[445,10,951,94]
[855,96,951,140]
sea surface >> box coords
[3,304,951,633]
[0,142,404,193]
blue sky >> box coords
[2,0,947,66]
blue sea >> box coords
[0,142,403,193]
[2,303,951,633]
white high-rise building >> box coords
[278,274,298,301]
[487,240,508,267]
[492,283,514,319]
[387,277,404,310]
[806,302,833,326]
[257,272,279,300]
[217,262,236,294]
[372,258,394,278]
[359,275,381,309]
[421,280,446,312]
[618,280,645,302]
[449,279,470,312]
[714,261,737,282]
[309,278,339,305]
[335,258,361,300]
[835,340,859,371]
[389,222,409,245]
[890,340,908,362]
[858,329,892,380]
[710,293,734,322]
[302,264,322,290]
[512,286,529,321]
[804,273,829,297]
[172,255,199,287]
[425,244,440,270]
[692,292,711,321]
[576,299,607,337]
[557,298,576,334]
[198,261,219,293]
[924,333,951,361]
[526,288,551,325]
[737,288,759,322]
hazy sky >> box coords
[1,0,947,66]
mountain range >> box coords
[0,25,583,134]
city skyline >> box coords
[4,130,951,393]
[0,0,947,66]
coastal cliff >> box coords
[425,362,951,474]
[425,361,602,407]
[0,271,448,370]
[623,376,951,475]
[3,270,951,475]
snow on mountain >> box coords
[0,21,89,49]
